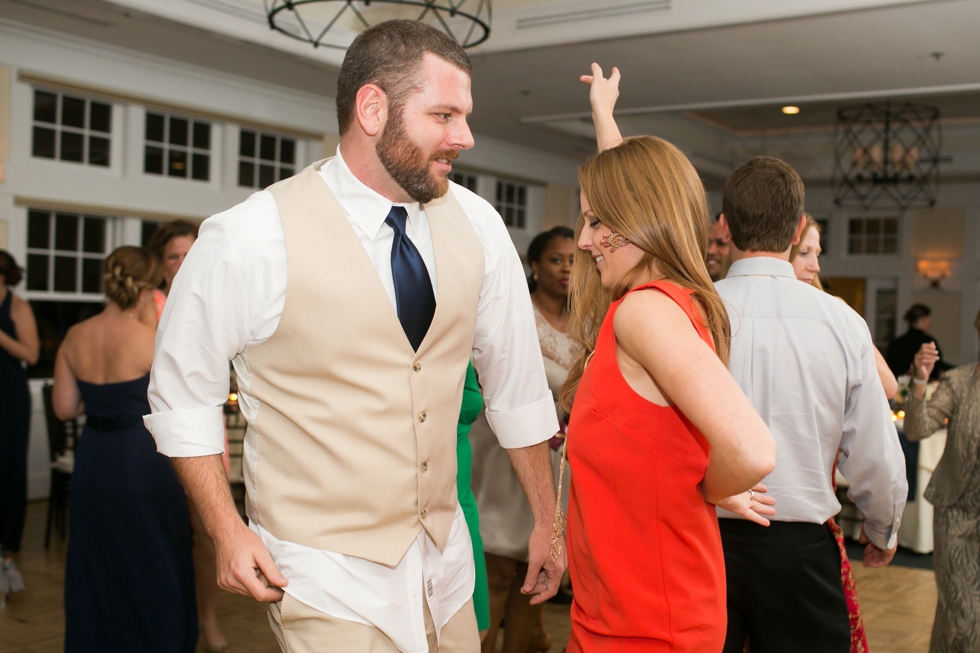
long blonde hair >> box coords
[558,136,730,414]
[788,213,824,291]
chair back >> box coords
[42,384,77,463]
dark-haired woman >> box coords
[471,227,579,653]
[54,246,197,653]
[886,304,950,381]
[0,251,38,600]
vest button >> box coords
[420,462,428,472]
[419,412,427,423]
[414,362,422,372]
[421,508,428,517]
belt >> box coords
[85,416,142,432]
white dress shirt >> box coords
[715,257,907,550]
[144,148,558,653]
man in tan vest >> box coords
[145,20,564,653]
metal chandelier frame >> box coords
[265,0,492,49]
[833,101,943,211]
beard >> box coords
[376,107,458,204]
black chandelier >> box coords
[833,101,943,211]
[265,0,492,50]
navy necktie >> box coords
[386,206,436,351]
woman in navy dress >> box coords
[0,251,39,597]
[53,246,196,653]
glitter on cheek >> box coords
[600,230,632,252]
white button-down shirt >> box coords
[715,257,907,550]
[144,148,558,653]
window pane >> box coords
[81,258,103,294]
[238,161,255,187]
[883,237,897,254]
[260,135,276,161]
[866,219,881,236]
[866,237,880,254]
[141,221,161,247]
[54,256,77,292]
[280,138,295,164]
[83,217,106,253]
[495,182,502,202]
[259,164,276,189]
[506,184,515,204]
[848,236,862,255]
[517,208,526,229]
[849,219,862,235]
[28,210,51,249]
[55,214,79,251]
[144,146,164,175]
[279,166,293,181]
[90,102,111,133]
[191,153,210,181]
[88,136,110,167]
[884,219,898,235]
[505,206,514,226]
[60,131,84,163]
[240,130,255,157]
[34,90,57,123]
[193,122,211,150]
[168,149,188,178]
[32,126,56,158]
[169,117,189,146]
[146,113,165,143]
[518,185,526,206]
[26,254,49,291]
[61,96,85,128]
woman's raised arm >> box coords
[580,63,624,152]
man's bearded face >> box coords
[376,105,459,204]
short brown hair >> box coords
[103,246,163,310]
[336,20,472,135]
[722,156,805,252]
[147,220,199,261]
[0,250,23,287]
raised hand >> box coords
[579,62,624,152]
[912,341,940,381]
[714,483,777,527]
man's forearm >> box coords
[506,442,557,526]
[171,454,242,537]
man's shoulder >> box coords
[199,190,283,254]
[447,181,500,223]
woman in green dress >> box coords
[458,361,491,636]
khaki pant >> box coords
[268,593,480,653]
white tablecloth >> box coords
[897,425,947,554]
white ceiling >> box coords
[3,0,979,163]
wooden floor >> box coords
[2,500,936,653]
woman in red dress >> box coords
[557,129,777,652]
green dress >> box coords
[457,362,490,630]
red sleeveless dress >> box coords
[566,281,726,653]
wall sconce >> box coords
[917,259,951,287]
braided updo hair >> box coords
[103,246,163,310]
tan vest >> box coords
[243,159,485,565]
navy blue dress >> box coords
[64,374,197,653]
[0,291,30,553]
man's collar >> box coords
[321,146,421,241]
[725,256,796,280]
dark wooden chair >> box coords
[41,384,78,548]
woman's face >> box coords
[530,237,575,299]
[163,235,195,292]
[578,191,645,290]
[792,226,821,285]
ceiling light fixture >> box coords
[781,106,800,115]
[833,101,947,211]
[265,0,492,50]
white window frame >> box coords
[142,109,216,184]
[847,216,900,256]
[237,127,300,189]
[23,208,115,302]
[30,86,122,175]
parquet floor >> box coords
[2,501,936,653]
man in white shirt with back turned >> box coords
[715,156,907,653]
[143,20,564,653]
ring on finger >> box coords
[748,489,755,501]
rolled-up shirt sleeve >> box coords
[144,203,265,458]
[470,211,559,450]
[838,335,908,550]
